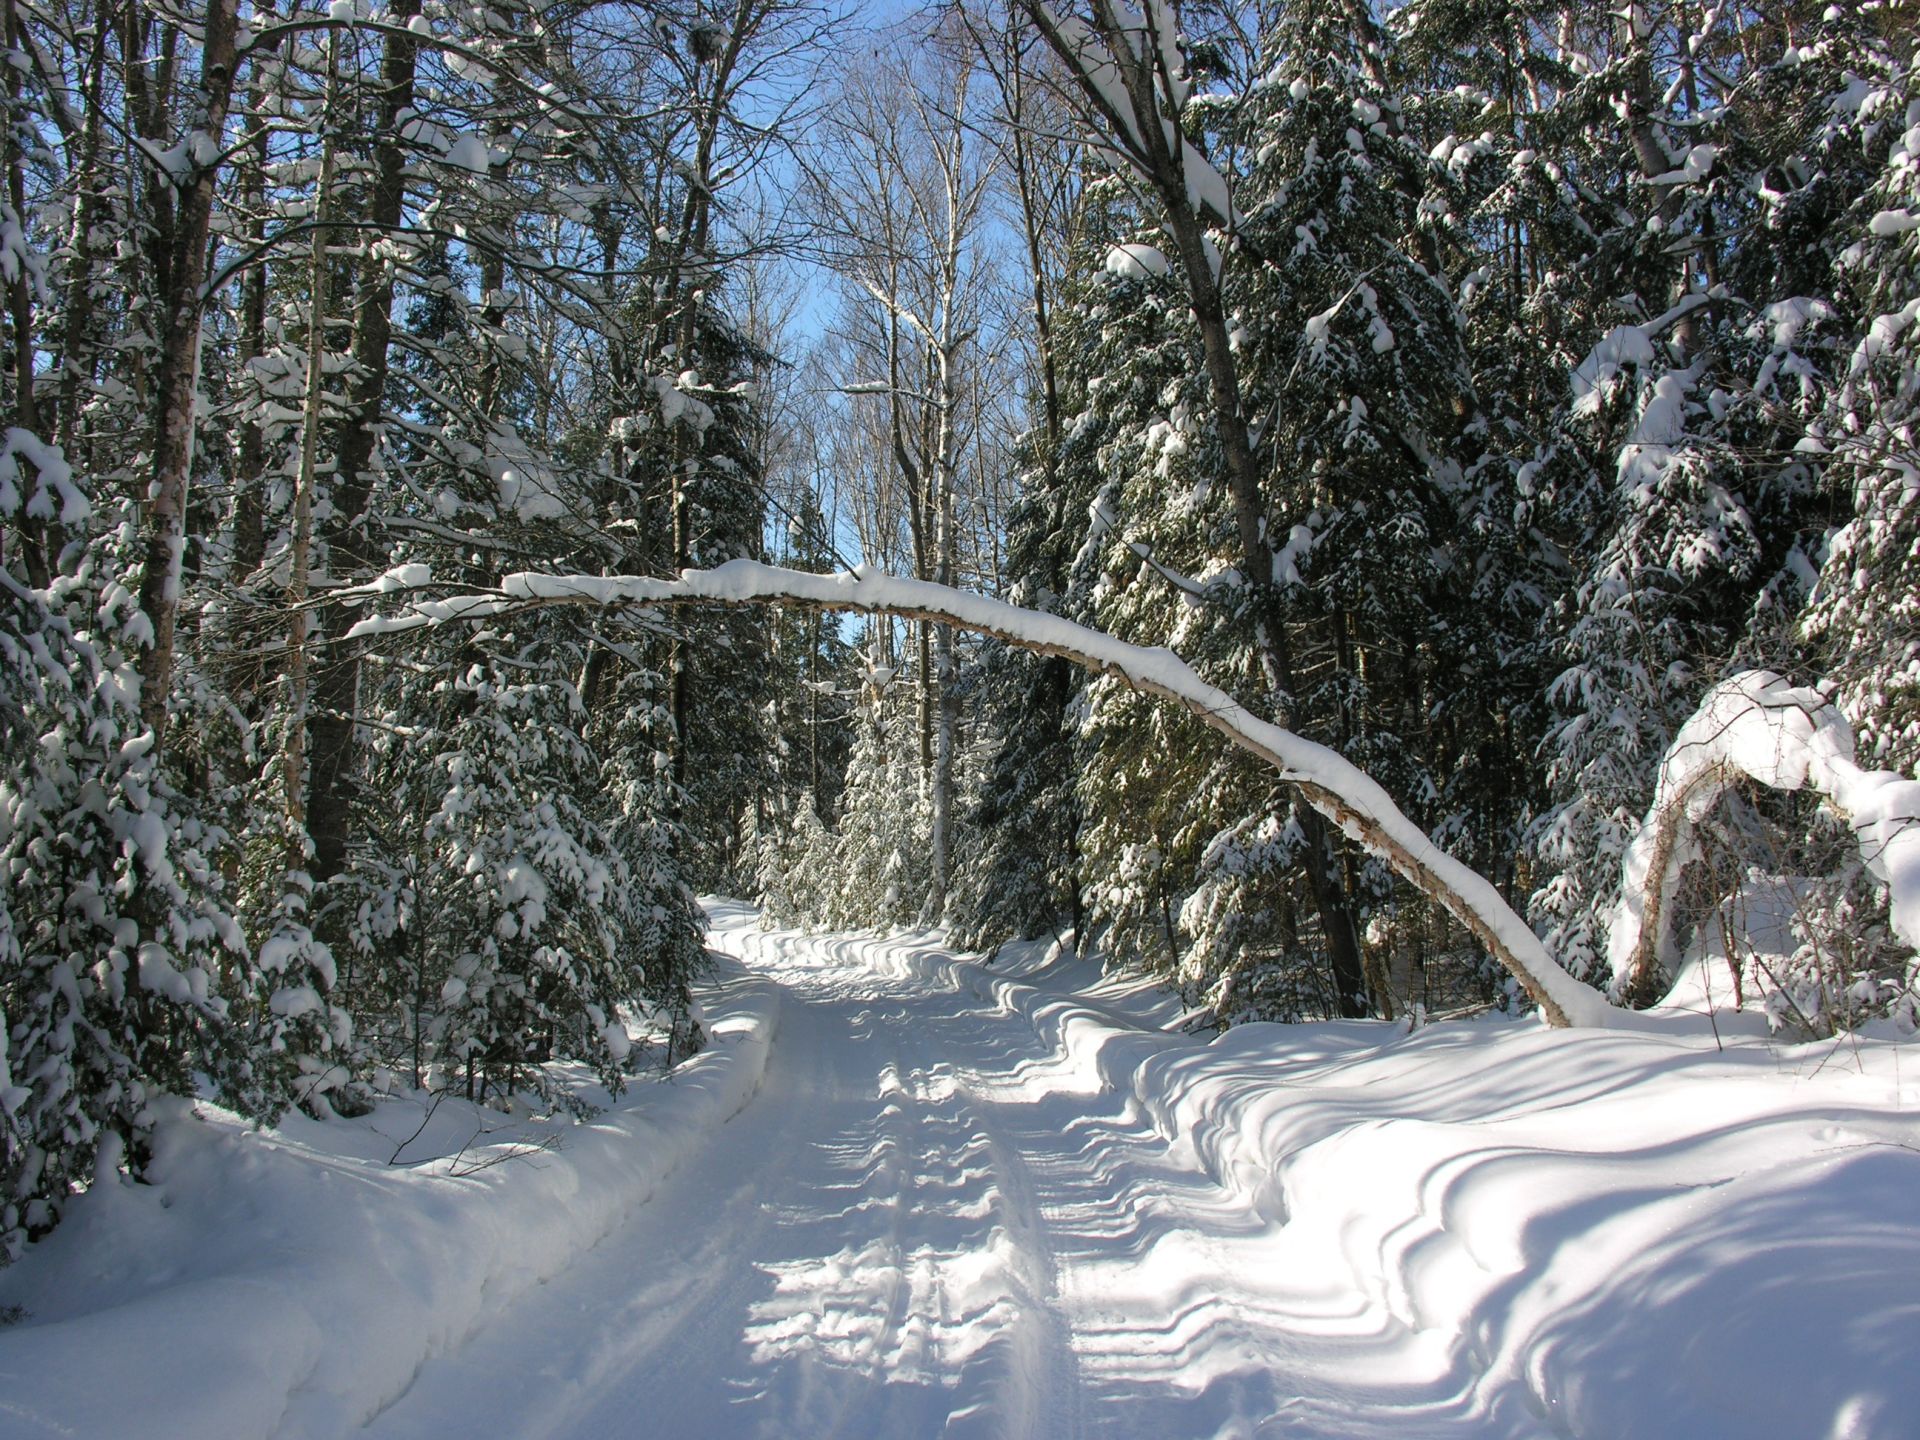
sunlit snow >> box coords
[3,904,1917,1438]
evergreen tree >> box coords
[1,521,263,1256]
[948,435,1086,953]
[764,489,856,828]
[1803,27,1920,773]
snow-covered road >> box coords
[360,901,1424,1439]
[363,908,1083,1439]
[6,902,1918,1439]
[357,904,1920,1439]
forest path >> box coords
[355,904,1335,1440]
[8,903,1912,1439]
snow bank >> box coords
[0,971,780,1439]
[758,910,1920,1439]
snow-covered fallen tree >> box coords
[347,560,1617,1027]
[1610,670,1920,1007]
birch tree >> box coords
[810,23,1000,917]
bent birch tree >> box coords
[1607,671,1920,1008]
[348,559,1620,1027]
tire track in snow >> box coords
[955,1077,1087,1440]
[359,927,1074,1439]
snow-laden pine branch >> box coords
[1610,671,1920,1005]
[346,559,1619,1028]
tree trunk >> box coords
[3,0,47,589]
[1019,0,1373,1014]
[53,8,110,468]
[655,1,747,803]
[306,0,420,880]
[928,572,956,918]
[286,28,341,844]
[133,0,242,748]
[228,3,284,590]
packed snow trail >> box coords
[361,908,1077,1440]
[3,903,1918,1436]
[358,905,1316,1439]
[351,905,1920,1439]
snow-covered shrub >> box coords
[1774,857,1913,1036]
[755,800,842,930]
[1176,811,1329,1024]
[224,695,359,1116]
[749,679,935,936]
[821,686,933,931]
[1669,797,1916,1039]
[341,630,666,1105]
[591,666,709,1062]
[0,534,256,1257]
[232,811,357,1115]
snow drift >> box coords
[773,912,1920,1439]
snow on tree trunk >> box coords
[348,560,1620,1027]
[1610,670,1920,1007]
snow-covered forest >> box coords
[2,0,1919,1429]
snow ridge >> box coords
[788,915,1920,1439]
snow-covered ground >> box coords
[3,901,1918,1438]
